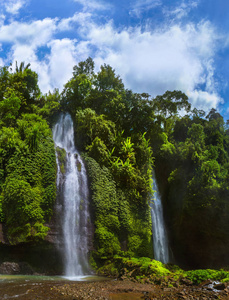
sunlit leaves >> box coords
[0,88,21,127]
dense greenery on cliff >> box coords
[0,59,229,269]
[0,63,59,244]
[61,58,229,268]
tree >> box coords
[61,74,92,114]
[153,90,191,118]
[73,57,95,77]
[0,88,21,127]
[0,62,41,114]
[15,61,31,73]
[151,90,191,139]
[96,64,124,92]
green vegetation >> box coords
[185,269,229,284]
[1,58,229,274]
[0,62,58,244]
[69,62,154,260]
[56,146,67,174]
[61,57,229,268]
[97,256,229,286]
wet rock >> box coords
[0,261,34,275]
[213,282,226,290]
[180,278,193,286]
[76,161,81,172]
[0,262,20,274]
[199,279,212,287]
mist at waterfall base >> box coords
[151,174,169,264]
[53,113,92,280]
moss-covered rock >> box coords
[76,160,81,172]
[85,155,153,264]
[0,114,56,245]
[56,146,67,174]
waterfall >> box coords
[53,113,91,278]
[151,172,169,264]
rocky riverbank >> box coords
[1,277,229,299]
[52,279,229,299]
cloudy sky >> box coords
[0,0,229,118]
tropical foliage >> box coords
[1,59,229,270]
[0,63,58,244]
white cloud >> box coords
[77,20,222,111]
[46,39,77,91]
[4,0,28,15]
[10,38,78,93]
[163,0,199,20]
[11,44,36,63]
[73,0,111,12]
[187,90,223,111]
[58,12,91,32]
[0,14,5,26]
[0,7,223,112]
[0,18,57,47]
[130,0,162,17]
[0,14,93,92]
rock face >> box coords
[0,262,20,275]
[213,283,227,291]
[0,183,94,276]
[0,215,63,275]
[0,241,63,275]
[0,262,34,275]
[155,164,229,270]
[0,223,7,244]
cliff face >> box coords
[0,217,61,246]
[168,211,229,270]
[0,176,95,276]
[0,218,63,275]
[154,164,229,270]
[0,224,6,244]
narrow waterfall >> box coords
[151,173,169,264]
[53,113,91,277]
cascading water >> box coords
[151,172,169,264]
[53,113,91,278]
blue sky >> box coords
[0,0,229,119]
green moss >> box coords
[0,114,56,244]
[185,269,229,284]
[97,262,119,277]
[89,254,98,270]
[95,225,121,258]
[97,256,229,287]
[56,146,67,174]
[76,160,81,172]
[7,223,49,245]
[85,155,153,261]
[97,256,173,281]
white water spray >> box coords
[151,172,169,264]
[53,113,91,277]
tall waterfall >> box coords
[53,113,91,277]
[151,173,169,264]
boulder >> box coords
[0,262,20,275]
[213,282,226,290]
[0,261,34,275]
